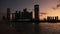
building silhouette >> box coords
[7,8,11,21]
[2,16,5,20]
[7,8,33,21]
[22,8,32,19]
[55,16,58,21]
[47,16,58,21]
[15,11,19,20]
[11,13,15,20]
[34,4,39,21]
[6,4,40,21]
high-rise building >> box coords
[7,8,10,20]
[15,11,18,20]
[11,13,15,20]
[22,8,32,19]
[34,4,39,20]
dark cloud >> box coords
[40,12,47,17]
[40,14,43,16]
[40,12,47,15]
[57,0,60,2]
[52,0,60,10]
[52,4,60,10]
[52,7,56,10]
[57,4,60,8]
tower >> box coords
[34,4,39,20]
[7,8,10,21]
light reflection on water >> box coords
[39,22,60,34]
[8,22,60,34]
[1,21,60,34]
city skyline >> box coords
[1,0,60,20]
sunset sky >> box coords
[0,0,60,20]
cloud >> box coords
[39,12,47,17]
[40,12,47,15]
[52,0,60,10]
[57,0,60,2]
[52,7,57,10]
[40,14,43,16]
[52,4,60,10]
[57,4,60,8]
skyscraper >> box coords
[34,4,39,20]
[7,8,10,21]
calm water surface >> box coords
[1,21,60,34]
[39,22,60,34]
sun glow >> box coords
[40,8,60,20]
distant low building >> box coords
[47,16,58,21]
[2,16,5,20]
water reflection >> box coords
[13,22,40,34]
[39,22,60,34]
[0,20,40,34]
[1,21,60,34]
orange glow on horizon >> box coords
[40,8,60,20]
